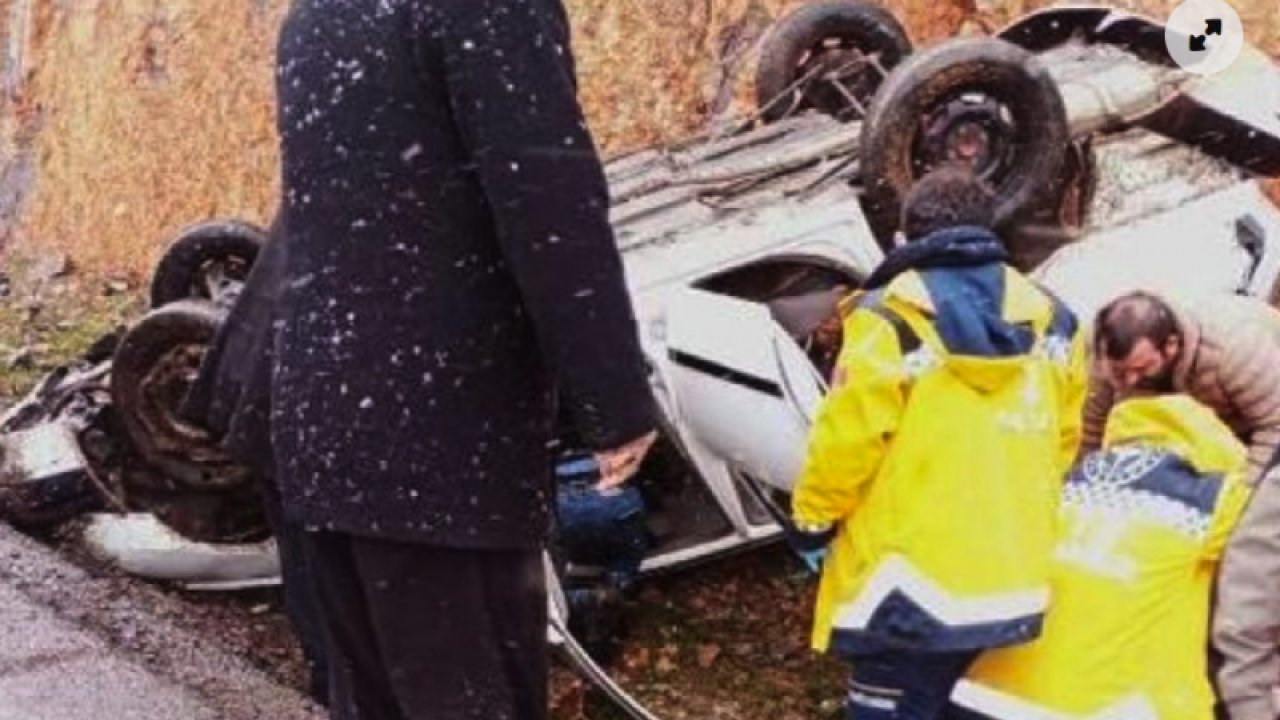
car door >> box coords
[661,287,829,494]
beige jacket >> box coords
[1081,293,1280,486]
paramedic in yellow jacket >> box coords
[789,168,1089,720]
[949,394,1249,720]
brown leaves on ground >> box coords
[552,546,847,720]
[697,643,723,669]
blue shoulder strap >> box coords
[1034,282,1079,341]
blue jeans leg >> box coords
[845,650,980,720]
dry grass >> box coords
[0,0,979,278]
[14,0,284,279]
[2,0,1279,278]
[566,0,980,151]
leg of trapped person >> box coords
[1214,463,1280,720]
[304,530,548,720]
[845,651,981,720]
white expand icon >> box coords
[1165,0,1244,76]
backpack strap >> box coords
[1039,284,1079,340]
[857,289,922,355]
[855,282,1075,364]
[1031,282,1079,365]
[862,304,923,355]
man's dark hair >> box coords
[1094,291,1180,361]
[900,166,997,240]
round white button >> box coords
[1165,0,1244,76]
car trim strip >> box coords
[667,350,784,398]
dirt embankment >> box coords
[0,0,1277,278]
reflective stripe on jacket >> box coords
[956,395,1249,720]
[793,237,1088,654]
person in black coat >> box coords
[272,1,658,718]
[179,216,330,704]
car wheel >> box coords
[1001,139,1098,270]
[755,0,912,124]
[859,37,1070,250]
[111,299,238,488]
[150,219,265,308]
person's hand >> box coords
[594,431,658,491]
[798,547,828,574]
[787,524,836,576]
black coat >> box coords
[179,225,332,697]
[181,214,288,477]
[271,0,656,548]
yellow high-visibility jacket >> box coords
[952,395,1250,720]
[793,263,1088,654]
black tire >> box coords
[859,37,1070,250]
[755,0,912,124]
[111,299,237,488]
[150,219,266,308]
[1001,138,1098,270]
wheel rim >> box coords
[792,37,887,119]
[123,339,266,541]
[192,255,251,302]
[912,92,1023,187]
[133,341,229,466]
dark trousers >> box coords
[299,530,548,720]
[257,471,330,701]
[845,650,980,720]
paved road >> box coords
[0,578,222,720]
[0,522,325,720]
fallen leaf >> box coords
[697,643,721,668]
[624,646,650,670]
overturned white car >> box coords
[2,4,1280,699]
